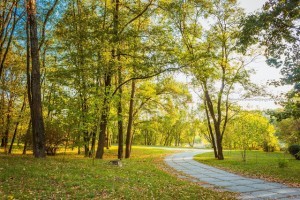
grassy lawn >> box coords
[194,150,300,187]
[0,146,236,200]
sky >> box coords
[238,0,266,13]
[236,0,292,110]
[178,0,292,110]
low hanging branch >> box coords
[111,65,189,96]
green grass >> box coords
[0,146,236,200]
[194,150,300,187]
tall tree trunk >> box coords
[95,72,111,159]
[27,0,46,158]
[117,72,123,159]
[76,0,90,157]
[112,0,124,159]
[125,80,135,158]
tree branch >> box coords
[118,0,153,35]
[111,65,188,96]
[38,0,59,50]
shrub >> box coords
[288,144,300,160]
[278,159,288,168]
[45,121,67,156]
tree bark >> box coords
[203,97,218,158]
[27,0,46,158]
[23,120,32,155]
[203,85,224,160]
[95,72,111,159]
[9,95,26,154]
[125,80,136,158]
[3,94,14,153]
[117,72,124,159]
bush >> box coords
[288,144,300,160]
[45,121,67,156]
[278,159,288,168]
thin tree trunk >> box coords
[125,80,135,158]
[117,78,123,158]
[82,98,90,157]
[3,96,13,153]
[9,95,26,154]
[0,1,18,78]
[23,120,32,155]
[27,0,46,158]
[203,84,224,160]
[95,72,111,159]
[90,132,96,156]
[1,89,5,147]
[203,97,218,158]
[111,0,124,159]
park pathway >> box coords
[165,150,300,199]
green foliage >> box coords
[132,76,196,147]
[275,118,300,145]
[277,159,288,168]
[288,144,300,160]
[223,111,279,153]
[195,150,300,185]
[44,121,68,155]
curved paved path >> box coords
[165,150,300,199]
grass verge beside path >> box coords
[194,150,300,187]
[0,147,236,199]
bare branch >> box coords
[39,0,59,50]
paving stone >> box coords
[216,172,236,176]
[275,188,300,194]
[266,193,297,199]
[248,190,279,198]
[220,176,246,181]
[212,181,238,187]
[191,174,210,179]
[267,182,289,188]
[250,183,282,190]
[197,177,221,183]
[286,191,300,197]
[241,194,261,199]
[225,185,260,193]
[186,167,201,170]
[182,170,203,175]
[246,179,267,184]
[216,176,244,181]
[230,179,259,186]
